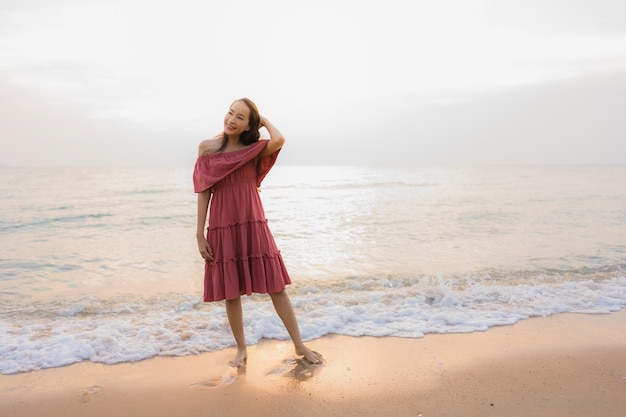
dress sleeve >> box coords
[192,157,214,193]
[256,147,281,187]
[193,140,275,192]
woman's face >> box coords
[224,101,251,138]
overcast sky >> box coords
[1,0,625,166]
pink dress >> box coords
[193,140,291,302]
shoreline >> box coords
[1,309,625,417]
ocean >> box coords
[1,165,625,374]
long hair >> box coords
[218,98,261,152]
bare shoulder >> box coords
[198,136,222,157]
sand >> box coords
[1,309,625,417]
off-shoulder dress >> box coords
[193,140,291,302]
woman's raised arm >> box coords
[258,116,285,158]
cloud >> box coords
[2,68,625,167]
[0,77,200,167]
[485,0,626,35]
[282,69,626,165]
[1,0,625,166]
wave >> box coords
[0,213,113,234]
[271,180,434,191]
[1,268,625,374]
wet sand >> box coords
[1,309,625,417]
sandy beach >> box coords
[1,309,625,417]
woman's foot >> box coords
[228,346,247,368]
[295,344,323,364]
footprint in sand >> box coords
[267,358,322,382]
[189,367,244,389]
[80,385,102,403]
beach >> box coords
[1,309,625,417]
[1,165,625,415]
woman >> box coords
[193,98,322,368]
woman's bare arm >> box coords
[258,116,285,158]
[196,189,213,261]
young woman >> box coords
[193,98,322,368]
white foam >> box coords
[1,275,625,374]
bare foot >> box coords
[228,347,247,368]
[295,344,323,364]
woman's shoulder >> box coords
[198,135,222,157]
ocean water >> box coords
[1,165,625,374]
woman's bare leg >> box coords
[269,290,323,364]
[225,297,247,367]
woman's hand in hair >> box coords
[258,116,285,157]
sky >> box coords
[0,0,625,167]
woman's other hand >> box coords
[197,236,214,262]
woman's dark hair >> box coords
[218,98,260,152]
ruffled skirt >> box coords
[204,218,291,301]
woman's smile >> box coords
[223,101,251,137]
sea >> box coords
[1,165,625,374]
